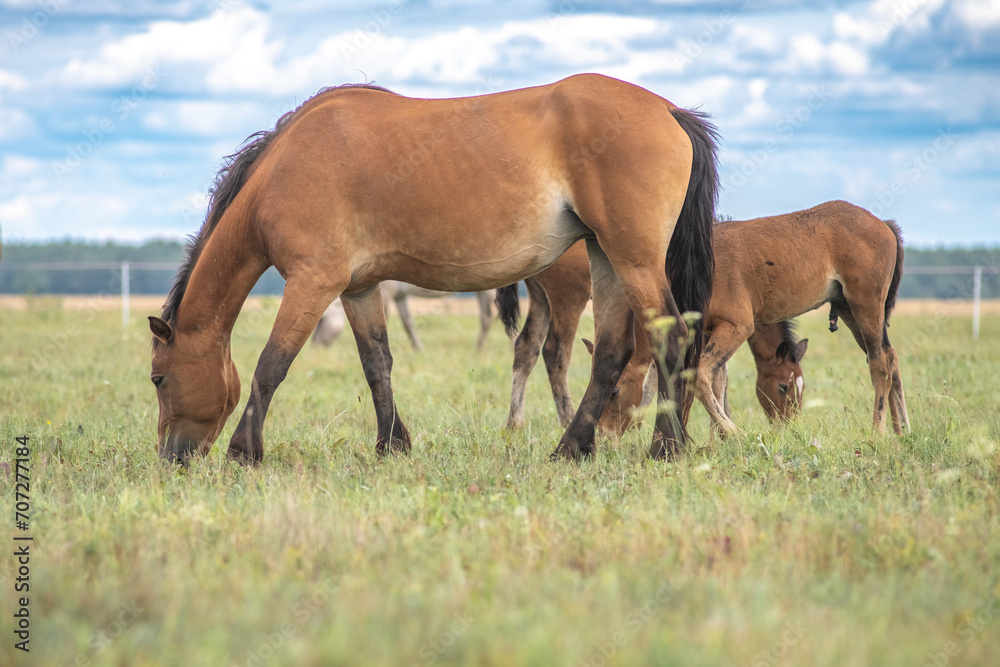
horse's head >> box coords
[755,338,807,421]
[148,316,241,463]
[583,339,657,433]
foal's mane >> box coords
[157,83,395,335]
[778,320,801,360]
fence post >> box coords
[122,261,130,329]
[972,265,982,340]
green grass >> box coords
[2,302,999,666]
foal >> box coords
[499,240,807,433]
[693,200,908,435]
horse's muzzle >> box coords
[159,429,202,465]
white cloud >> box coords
[1,154,42,177]
[142,101,265,136]
[0,192,61,236]
[53,7,282,90]
[952,0,1000,28]
[0,108,34,140]
[48,10,665,95]
[784,33,869,76]
[0,69,27,90]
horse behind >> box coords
[693,200,908,435]
[498,240,808,434]
[147,74,719,464]
[380,282,495,351]
[312,286,495,351]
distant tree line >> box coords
[0,240,286,295]
[0,239,998,299]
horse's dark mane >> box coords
[156,83,394,339]
[778,320,800,359]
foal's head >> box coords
[754,338,808,421]
[582,339,657,433]
[149,316,242,463]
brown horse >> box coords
[692,200,908,435]
[499,240,807,434]
[147,74,719,464]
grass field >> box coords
[2,297,999,666]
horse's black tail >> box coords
[666,107,720,370]
[882,219,905,347]
[496,284,521,338]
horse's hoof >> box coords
[226,447,261,466]
[550,444,581,462]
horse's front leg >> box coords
[342,287,412,456]
[689,322,748,440]
[228,280,338,464]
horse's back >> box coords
[247,75,695,294]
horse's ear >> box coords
[149,316,173,344]
[775,341,791,360]
[794,339,809,361]
[582,338,595,355]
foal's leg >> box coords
[552,241,635,460]
[835,302,894,433]
[712,362,731,418]
[692,322,750,437]
[228,280,339,464]
[475,290,494,351]
[342,287,412,455]
[507,278,551,430]
[393,293,424,351]
[542,279,590,429]
[885,342,910,433]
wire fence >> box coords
[1,261,998,337]
[904,265,1000,339]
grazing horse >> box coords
[147,74,720,464]
[692,200,908,435]
[380,282,495,351]
[499,240,807,434]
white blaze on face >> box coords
[795,375,804,398]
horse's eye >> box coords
[777,383,788,393]
[611,386,620,398]
[151,376,164,388]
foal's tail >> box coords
[882,219,905,345]
[496,284,521,338]
[667,107,720,369]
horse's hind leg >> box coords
[543,278,591,429]
[835,302,894,433]
[507,278,551,430]
[475,290,494,351]
[342,286,412,455]
[552,240,635,460]
[885,341,910,433]
[228,280,340,464]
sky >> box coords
[0,0,998,247]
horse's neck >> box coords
[746,325,778,367]
[175,221,268,342]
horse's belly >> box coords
[369,202,587,292]
[755,273,840,322]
